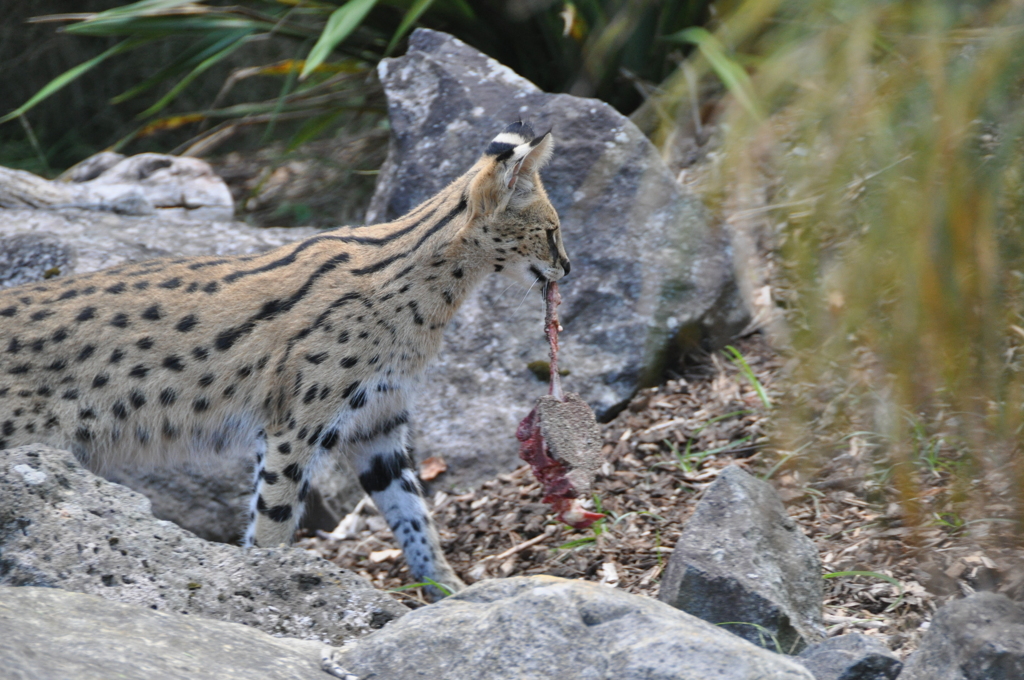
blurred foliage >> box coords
[0,0,710,168]
[647,0,1024,533]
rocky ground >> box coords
[298,331,1024,659]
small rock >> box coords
[0,444,407,646]
[658,465,825,653]
[332,575,814,680]
[899,591,1024,680]
[796,634,902,680]
[0,586,333,680]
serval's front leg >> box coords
[246,425,321,548]
[351,407,465,599]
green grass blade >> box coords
[823,570,905,612]
[301,0,379,80]
[724,345,772,408]
[385,0,436,56]
[111,31,242,104]
[137,30,252,118]
[663,27,762,121]
[0,38,146,126]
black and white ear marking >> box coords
[470,123,555,218]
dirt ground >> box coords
[297,332,1024,657]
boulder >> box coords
[1,153,234,221]
[795,634,902,680]
[369,28,749,488]
[327,575,814,680]
[899,592,1024,680]
[0,444,408,645]
[0,206,318,283]
[657,465,825,653]
[0,586,333,680]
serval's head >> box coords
[466,122,569,288]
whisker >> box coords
[513,280,538,316]
[497,277,521,299]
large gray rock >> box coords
[900,592,1024,680]
[327,576,814,680]
[795,634,902,680]
[0,153,234,220]
[0,444,407,645]
[658,465,825,653]
[0,206,317,283]
[370,29,748,488]
[0,586,333,680]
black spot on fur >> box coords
[0,306,16,317]
[112,402,129,420]
[349,388,367,409]
[77,345,95,362]
[175,315,199,332]
[105,282,126,294]
[193,397,210,413]
[141,305,161,321]
[8,363,31,375]
[267,505,292,522]
[222,384,236,399]
[162,355,185,372]
[277,441,292,455]
[159,388,177,406]
[453,268,464,279]
[305,352,327,365]
[52,327,69,342]
[6,338,21,354]
[203,281,219,294]
[75,426,93,442]
[282,463,303,482]
[109,349,125,364]
[129,389,146,409]
[92,374,109,389]
[79,408,96,420]
[198,373,215,387]
[136,337,154,350]
[46,359,67,372]
[30,310,55,322]
[320,429,339,449]
[129,364,149,379]
[109,313,129,328]
[192,346,208,360]
[303,385,318,404]
[158,277,182,289]
[76,307,96,322]
[259,469,279,484]
[358,452,410,493]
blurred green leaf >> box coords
[301,0,380,79]
[386,0,436,56]
[137,30,253,117]
[0,38,145,125]
[663,26,762,121]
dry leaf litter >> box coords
[297,333,1024,658]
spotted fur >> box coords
[0,122,568,597]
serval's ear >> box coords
[469,122,554,219]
